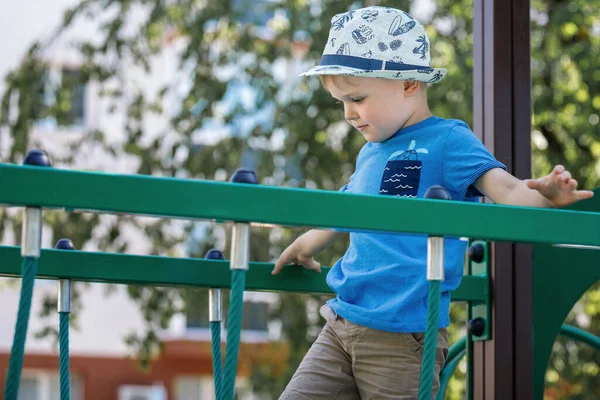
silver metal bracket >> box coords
[427,236,445,281]
[21,207,42,257]
[230,223,250,271]
[58,279,71,313]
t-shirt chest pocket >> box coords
[379,160,421,198]
[379,140,427,198]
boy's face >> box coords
[322,75,421,143]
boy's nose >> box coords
[344,104,359,121]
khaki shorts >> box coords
[279,304,448,400]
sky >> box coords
[0,0,436,87]
[0,0,78,91]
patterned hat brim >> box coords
[300,65,447,83]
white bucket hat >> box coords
[300,6,446,83]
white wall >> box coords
[0,0,283,356]
[0,276,278,355]
[0,279,148,355]
[0,0,80,93]
[0,0,167,357]
[0,0,187,175]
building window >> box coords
[59,68,86,127]
[186,299,269,332]
[174,376,212,400]
[175,376,254,400]
[241,301,268,332]
[35,66,86,129]
[185,305,210,329]
[18,370,83,400]
[117,384,167,400]
[233,0,277,26]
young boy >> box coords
[272,6,593,399]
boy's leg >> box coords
[279,305,360,400]
[352,326,448,400]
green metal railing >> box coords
[437,324,600,399]
[1,161,599,400]
[0,245,486,301]
[1,164,599,246]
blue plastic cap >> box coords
[54,238,75,251]
[468,317,486,337]
[204,249,225,260]
[424,185,451,200]
[23,149,52,167]
[230,168,258,184]
[468,243,485,263]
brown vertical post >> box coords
[473,0,533,399]
[472,5,487,400]
[511,0,534,397]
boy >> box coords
[272,6,593,399]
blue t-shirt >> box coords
[326,116,505,333]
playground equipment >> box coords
[0,150,599,399]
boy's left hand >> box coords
[526,165,594,208]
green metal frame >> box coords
[532,188,600,399]
[467,241,491,342]
[1,164,600,246]
[0,246,486,301]
[1,162,600,399]
[464,240,492,400]
[439,324,600,400]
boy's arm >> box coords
[474,165,594,207]
[271,229,346,275]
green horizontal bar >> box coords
[559,324,600,352]
[446,336,467,364]
[1,164,598,245]
[452,274,487,303]
[0,246,485,302]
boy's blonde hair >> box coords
[319,75,427,93]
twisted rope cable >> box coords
[211,321,223,400]
[59,312,71,400]
[3,256,39,400]
[436,349,466,399]
[222,270,246,400]
[418,280,441,400]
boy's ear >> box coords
[403,80,421,96]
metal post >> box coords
[21,208,42,258]
[58,280,71,313]
[209,289,222,322]
[230,223,250,271]
[204,249,225,322]
[55,238,75,400]
[223,168,258,400]
[228,168,257,273]
[55,238,75,313]
[424,184,451,282]
[427,236,444,281]
[21,149,51,258]
[419,185,450,400]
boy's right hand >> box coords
[272,241,321,275]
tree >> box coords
[1,0,598,398]
[530,1,600,398]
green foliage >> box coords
[531,0,600,190]
[545,282,600,399]
[0,44,48,161]
[0,0,599,398]
[529,1,600,398]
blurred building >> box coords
[0,279,283,399]
[0,1,297,399]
